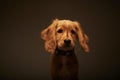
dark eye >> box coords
[71,30,75,34]
[57,29,63,33]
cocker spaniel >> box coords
[41,19,89,80]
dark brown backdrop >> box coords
[1,0,120,80]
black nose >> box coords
[64,39,71,44]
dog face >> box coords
[56,20,77,51]
[41,19,89,53]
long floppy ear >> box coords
[41,19,58,53]
[74,22,90,52]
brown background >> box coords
[1,0,120,80]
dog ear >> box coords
[74,22,90,52]
[41,19,58,53]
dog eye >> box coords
[71,30,75,34]
[57,29,63,33]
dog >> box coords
[41,19,89,80]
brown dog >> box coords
[41,19,89,80]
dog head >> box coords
[41,19,89,54]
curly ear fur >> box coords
[74,22,90,52]
[41,19,58,53]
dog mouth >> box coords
[64,43,71,47]
[57,44,74,51]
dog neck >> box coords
[55,47,74,56]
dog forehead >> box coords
[58,20,72,25]
[57,20,75,29]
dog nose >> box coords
[64,39,71,44]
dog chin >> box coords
[58,45,74,51]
